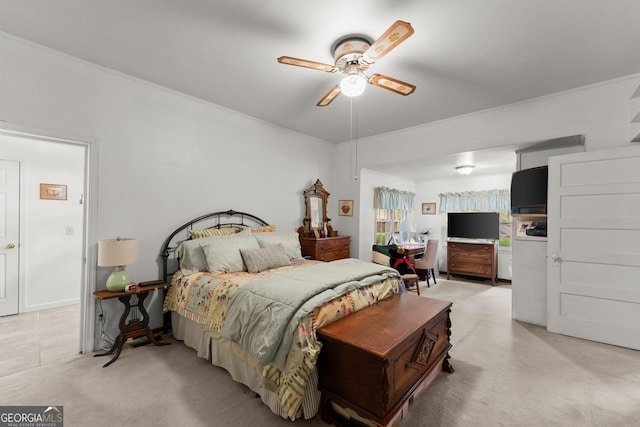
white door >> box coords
[547,145,640,350]
[0,159,20,316]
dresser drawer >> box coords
[318,249,350,262]
[300,236,351,261]
[449,243,493,254]
[449,261,493,275]
[449,250,493,264]
[317,238,349,252]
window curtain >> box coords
[439,189,510,212]
[374,186,415,211]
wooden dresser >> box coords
[447,240,498,284]
[317,294,453,426]
[299,235,350,262]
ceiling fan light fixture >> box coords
[340,73,367,97]
[455,165,474,175]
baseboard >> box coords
[438,272,511,285]
[23,298,80,312]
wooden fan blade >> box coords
[370,74,416,96]
[361,21,414,66]
[277,56,337,73]
[317,85,341,106]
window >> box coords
[375,209,407,245]
[498,210,512,247]
[374,186,415,245]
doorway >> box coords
[0,159,19,316]
[0,124,98,372]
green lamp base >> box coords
[106,267,133,292]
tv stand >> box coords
[447,241,498,285]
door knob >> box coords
[7,243,15,249]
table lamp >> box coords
[98,237,138,291]
[398,222,416,246]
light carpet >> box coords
[1,278,639,427]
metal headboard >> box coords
[159,209,269,284]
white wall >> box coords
[0,33,336,346]
[334,73,640,280]
[3,29,639,343]
[0,133,84,311]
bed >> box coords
[160,210,403,420]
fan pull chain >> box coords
[350,97,359,181]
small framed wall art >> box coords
[40,183,67,200]
[339,200,354,216]
[422,202,436,215]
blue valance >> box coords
[374,186,415,211]
[439,189,510,213]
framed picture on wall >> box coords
[40,183,67,200]
[422,202,436,215]
[339,200,353,216]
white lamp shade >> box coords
[398,222,416,245]
[98,238,137,267]
[340,74,367,97]
[398,222,416,233]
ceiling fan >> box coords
[277,20,416,106]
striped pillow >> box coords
[189,227,241,239]
[250,225,277,233]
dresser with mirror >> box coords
[297,179,350,261]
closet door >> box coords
[547,145,640,350]
[0,159,19,316]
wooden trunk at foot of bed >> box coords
[317,293,454,427]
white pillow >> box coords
[177,230,257,275]
[176,239,210,275]
[200,232,260,273]
[253,230,302,260]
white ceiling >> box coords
[1,1,639,180]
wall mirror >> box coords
[300,179,331,237]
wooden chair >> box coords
[372,248,420,295]
[413,239,439,287]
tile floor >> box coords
[0,304,81,377]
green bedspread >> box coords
[222,258,398,369]
[163,258,401,419]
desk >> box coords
[402,244,427,265]
[93,283,170,367]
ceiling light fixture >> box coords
[455,165,474,175]
[340,69,367,97]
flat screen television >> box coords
[447,212,500,240]
[510,166,548,214]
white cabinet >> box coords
[497,249,512,281]
[511,239,547,326]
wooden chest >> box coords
[317,294,453,426]
[299,235,350,262]
[447,241,498,284]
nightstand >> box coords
[93,282,170,367]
